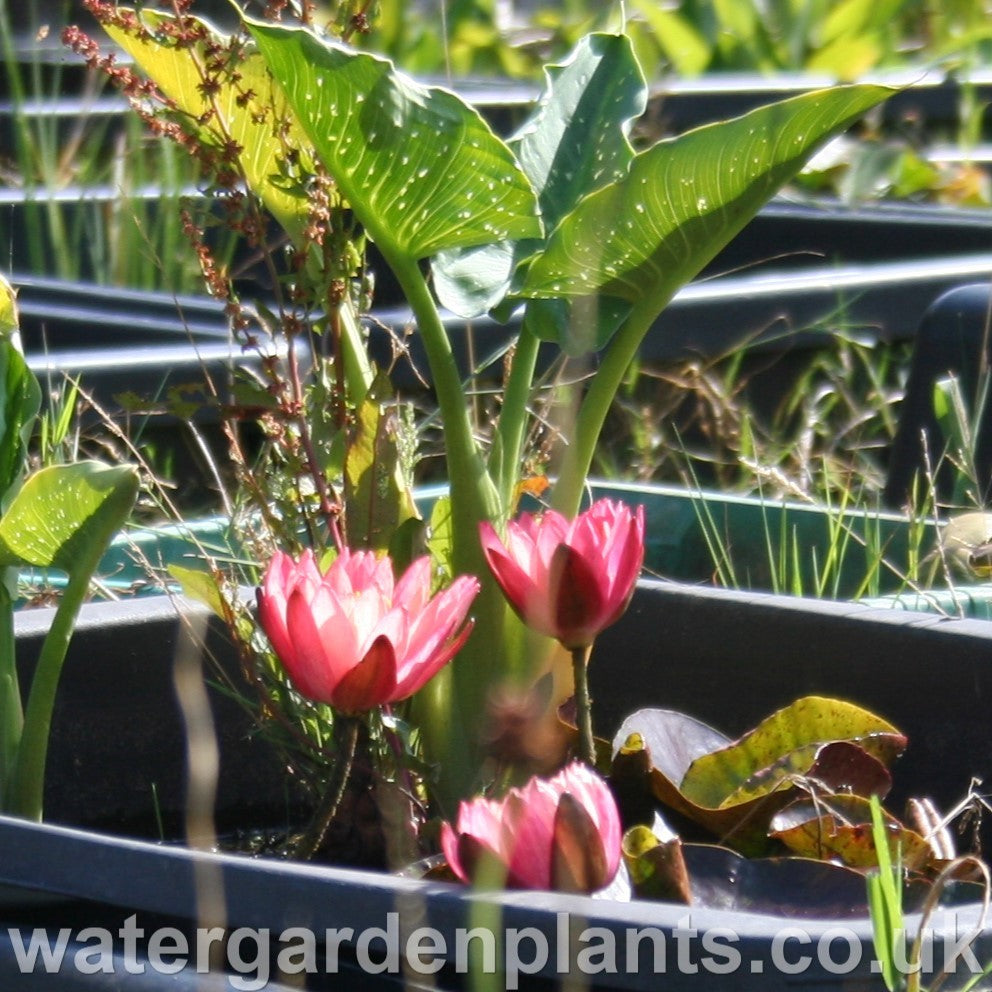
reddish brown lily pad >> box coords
[622,825,691,904]
[770,794,931,870]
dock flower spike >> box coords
[441,762,622,893]
[257,549,479,713]
[480,498,645,649]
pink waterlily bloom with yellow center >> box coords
[441,762,622,893]
[480,498,645,649]
[257,548,480,714]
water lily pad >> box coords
[681,696,905,809]
[770,794,931,869]
[613,698,906,855]
[682,844,928,919]
[623,824,691,904]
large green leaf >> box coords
[1,461,138,820]
[105,10,316,240]
[520,84,892,318]
[434,32,646,322]
[246,14,541,261]
[0,462,139,576]
[515,33,645,232]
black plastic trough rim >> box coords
[9,581,992,988]
[0,812,988,992]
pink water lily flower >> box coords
[257,548,480,714]
[480,498,645,649]
[441,762,622,893]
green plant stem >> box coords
[571,644,595,766]
[492,315,541,514]
[293,714,360,860]
[384,253,517,810]
[550,301,656,517]
[6,566,94,821]
[0,582,22,811]
[386,253,501,555]
[338,300,374,399]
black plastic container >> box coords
[2,581,992,990]
[885,282,992,508]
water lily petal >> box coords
[258,548,476,713]
[283,586,340,702]
[549,543,606,648]
[481,499,645,647]
[392,555,433,614]
[552,793,609,893]
[331,634,398,713]
[440,764,621,894]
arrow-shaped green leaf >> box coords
[521,84,892,319]
[3,461,139,820]
[0,462,139,574]
[245,14,542,261]
[434,32,646,323]
[344,374,419,552]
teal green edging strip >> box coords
[17,515,234,603]
[19,482,947,607]
[860,586,992,620]
[415,479,937,600]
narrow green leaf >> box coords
[169,564,228,619]
[628,0,712,76]
[867,793,905,992]
[521,85,893,317]
[245,14,541,260]
[344,374,419,553]
[821,0,911,43]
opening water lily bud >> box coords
[440,762,622,894]
[257,548,479,713]
[480,499,645,649]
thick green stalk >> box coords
[6,565,93,821]
[386,253,501,551]
[492,316,542,516]
[550,301,656,517]
[0,581,21,811]
[338,300,374,398]
[384,252,515,809]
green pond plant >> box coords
[62,2,990,949]
[0,273,138,822]
[70,0,890,802]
